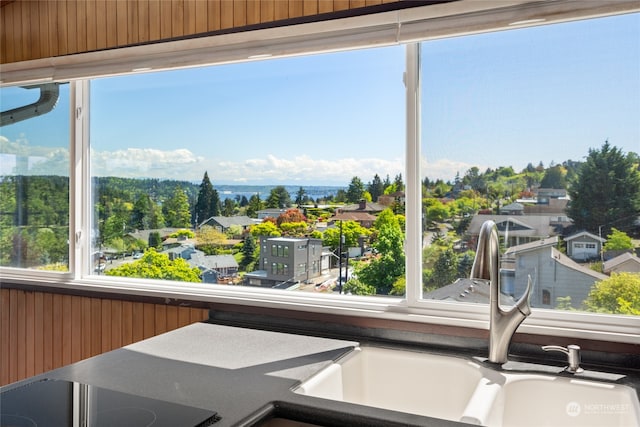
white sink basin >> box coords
[295,346,640,426]
[295,346,485,420]
[486,375,640,427]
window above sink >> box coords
[1,1,638,345]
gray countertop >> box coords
[4,321,637,427]
[29,323,361,426]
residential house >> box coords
[500,202,524,216]
[502,239,607,309]
[603,252,640,275]
[162,245,239,283]
[467,215,557,249]
[245,237,324,288]
[328,211,378,228]
[523,188,570,216]
[537,188,567,203]
[257,208,301,220]
[336,199,385,215]
[190,253,239,283]
[199,215,257,235]
[564,231,606,262]
[329,200,385,228]
[165,244,197,261]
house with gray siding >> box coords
[467,215,557,249]
[502,240,607,310]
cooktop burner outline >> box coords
[1,379,220,427]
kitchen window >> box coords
[0,83,71,272]
[1,3,638,344]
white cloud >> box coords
[421,157,487,182]
[91,148,205,179]
[213,154,404,184]
[0,136,70,176]
[2,141,478,185]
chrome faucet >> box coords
[471,220,532,364]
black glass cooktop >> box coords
[0,379,220,427]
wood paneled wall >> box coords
[0,287,209,386]
[0,0,398,64]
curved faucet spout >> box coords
[471,220,532,364]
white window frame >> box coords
[1,1,638,344]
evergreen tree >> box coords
[346,176,365,203]
[240,234,257,270]
[131,194,151,230]
[393,173,405,192]
[194,172,221,225]
[148,201,165,229]
[164,186,192,228]
[266,186,292,208]
[295,186,307,205]
[148,231,162,249]
[432,248,459,288]
[222,198,236,216]
[246,193,263,218]
[567,142,640,233]
[367,174,385,203]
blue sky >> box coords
[1,13,638,185]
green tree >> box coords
[265,186,292,208]
[106,249,201,282]
[431,248,459,288]
[279,221,308,236]
[295,187,307,205]
[424,198,450,224]
[102,215,127,243]
[346,176,365,203]
[555,296,574,311]
[464,166,486,193]
[246,193,263,218]
[357,209,405,295]
[250,221,281,237]
[197,225,227,253]
[322,220,370,250]
[367,174,385,202]
[222,198,236,217]
[169,229,195,239]
[567,142,640,233]
[393,173,404,192]
[148,201,165,229]
[276,208,306,226]
[240,234,256,270]
[194,172,221,225]
[540,165,567,189]
[343,277,376,296]
[583,273,640,315]
[148,231,162,249]
[603,228,634,251]
[164,186,192,227]
[131,194,152,230]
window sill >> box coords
[2,270,638,347]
